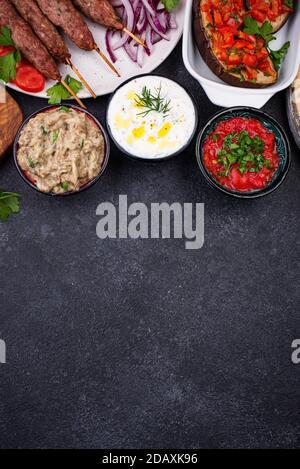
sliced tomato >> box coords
[11,63,45,93]
[0,45,15,57]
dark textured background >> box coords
[0,42,300,449]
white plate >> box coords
[6,3,185,99]
[182,0,300,108]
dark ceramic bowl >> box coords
[13,104,110,197]
[196,107,291,199]
[106,74,199,162]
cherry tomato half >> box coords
[11,63,46,93]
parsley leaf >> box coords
[0,26,21,83]
[47,75,83,105]
[284,0,293,7]
[0,26,15,47]
[0,53,17,82]
[244,17,275,45]
[160,0,180,12]
[270,41,290,71]
[0,191,21,221]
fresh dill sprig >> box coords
[134,85,171,118]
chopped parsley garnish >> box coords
[27,157,36,168]
[47,75,83,105]
[134,84,171,118]
[61,182,70,191]
[213,130,271,176]
[52,129,60,143]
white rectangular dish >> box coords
[182,0,300,109]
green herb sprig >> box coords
[243,17,290,71]
[0,190,21,221]
[214,130,271,177]
[134,85,171,118]
[47,75,83,105]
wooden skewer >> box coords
[93,44,120,77]
[123,28,146,47]
[66,58,97,99]
[61,79,87,109]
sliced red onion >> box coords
[106,30,118,63]
[140,0,156,16]
[106,0,177,65]
[113,0,135,50]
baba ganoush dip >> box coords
[16,107,105,194]
[107,76,197,160]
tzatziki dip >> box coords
[107,76,197,160]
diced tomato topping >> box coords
[249,0,293,24]
[228,53,241,66]
[203,117,280,193]
[245,66,258,80]
[242,53,257,67]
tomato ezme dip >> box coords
[203,117,280,192]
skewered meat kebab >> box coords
[35,0,120,76]
[0,0,87,108]
[73,0,123,30]
[73,0,145,46]
[9,0,96,97]
[0,0,59,81]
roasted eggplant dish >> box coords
[193,0,293,88]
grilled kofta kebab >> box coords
[72,0,123,30]
[0,0,59,81]
[72,0,145,45]
[10,0,70,63]
[9,0,96,97]
[35,0,120,75]
[0,0,86,107]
